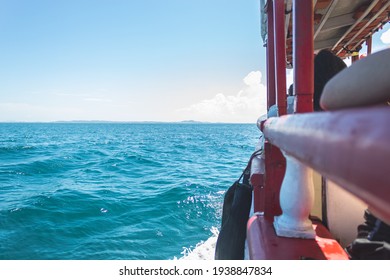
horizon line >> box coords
[0,120,255,125]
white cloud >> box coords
[380,28,390,44]
[177,71,267,123]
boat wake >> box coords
[176,227,219,260]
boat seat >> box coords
[247,213,349,260]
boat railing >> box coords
[247,0,389,260]
[263,106,390,234]
[247,87,389,260]
[247,47,390,259]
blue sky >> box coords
[0,1,389,123]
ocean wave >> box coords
[0,123,259,259]
[11,158,71,176]
[0,145,36,155]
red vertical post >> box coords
[293,0,314,113]
[255,1,275,215]
[252,174,265,213]
[263,143,284,219]
[262,0,286,220]
[366,36,372,55]
[273,0,287,116]
[266,2,276,110]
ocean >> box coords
[0,122,259,260]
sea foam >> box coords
[177,227,219,260]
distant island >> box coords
[180,120,208,123]
[51,120,210,124]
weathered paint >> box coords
[266,3,276,110]
[247,214,349,260]
[366,36,372,55]
[273,153,316,239]
[250,134,266,213]
[263,107,390,224]
[273,0,287,116]
[293,0,314,113]
[263,142,284,219]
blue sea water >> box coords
[0,122,259,260]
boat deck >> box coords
[247,214,349,260]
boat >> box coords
[217,0,390,260]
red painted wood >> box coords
[366,36,372,55]
[293,0,314,113]
[266,3,276,110]
[263,107,390,224]
[251,174,265,213]
[273,0,287,116]
[262,3,285,218]
[263,142,284,218]
[247,214,349,260]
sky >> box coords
[0,1,389,123]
